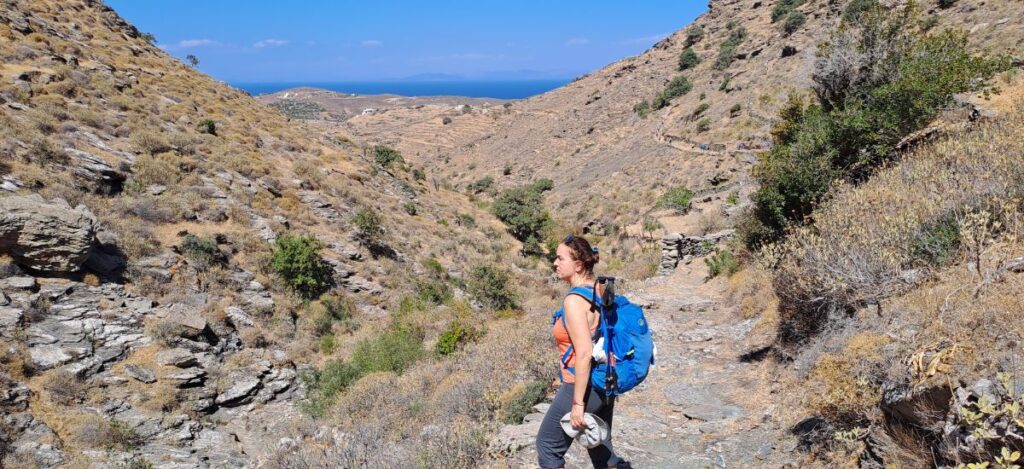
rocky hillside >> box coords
[317,0,1023,239]
[0,1,543,467]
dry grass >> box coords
[772,105,1024,352]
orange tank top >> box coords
[553,294,599,384]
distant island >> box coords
[233,79,571,99]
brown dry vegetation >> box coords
[761,103,1024,465]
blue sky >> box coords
[105,1,707,82]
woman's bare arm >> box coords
[564,294,594,427]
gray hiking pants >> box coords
[536,382,621,469]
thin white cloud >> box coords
[622,33,670,45]
[160,38,220,51]
[361,39,383,47]
[565,37,591,46]
[414,52,505,62]
[253,39,289,48]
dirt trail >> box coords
[489,261,799,468]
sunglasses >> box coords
[563,235,598,254]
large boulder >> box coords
[0,195,96,272]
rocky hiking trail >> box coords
[490,262,799,468]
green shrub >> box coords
[441,116,453,125]
[742,5,1008,248]
[403,202,418,215]
[318,334,336,354]
[843,0,877,22]
[108,420,144,450]
[352,207,384,245]
[352,327,424,374]
[435,320,482,356]
[271,234,335,299]
[423,257,446,277]
[635,99,652,117]
[412,168,426,181]
[502,381,549,424]
[373,144,405,168]
[651,75,693,110]
[909,214,960,266]
[719,75,731,92]
[704,249,739,278]
[692,103,710,118]
[301,360,361,417]
[920,14,940,32]
[657,186,694,214]
[696,118,711,133]
[726,191,739,205]
[178,234,221,270]
[684,25,704,47]
[196,118,216,136]
[772,0,805,22]
[715,26,747,70]
[678,48,701,71]
[782,11,807,35]
[417,280,453,305]
[492,181,552,249]
[729,103,742,116]
[468,176,495,194]
[468,264,518,310]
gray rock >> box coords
[155,348,199,368]
[0,195,97,272]
[124,364,157,383]
[0,307,22,330]
[225,306,255,328]
[163,368,206,387]
[63,148,126,194]
[0,289,9,306]
[682,404,743,421]
[28,345,74,370]
[1006,256,1024,273]
[154,304,208,338]
[216,375,261,406]
[1,276,38,291]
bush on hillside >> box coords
[652,75,693,110]
[678,48,701,71]
[271,233,335,300]
[468,264,518,311]
[178,234,222,270]
[492,180,553,253]
[372,144,404,169]
[352,206,384,247]
[435,319,483,356]
[657,186,694,214]
[715,26,747,70]
[467,176,494,194]
[772,0,805,22]
[196,118,216,136]
[704,249,739,278]
[782,11,806,36]
[684,25,705,47]
[741,4,1008,248]
[634,100,652,118]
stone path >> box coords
[488,263,799,468]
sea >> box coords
[231,80,571,99]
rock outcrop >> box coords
[0,195,96,273]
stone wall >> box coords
[658,229,735,275]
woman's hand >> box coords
[570,402,586,429]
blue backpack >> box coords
[552,277,655,398]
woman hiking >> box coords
[536,235,625,469]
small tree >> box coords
[372,145,404,169]
[652,75,693,110]
[492,181,552,249]
[352,207,384,247]
[186,54,199,67]
[196,118,216,135]
[684,25,705,47]
[657,186,694,214]
[271,234,335,299]
[468,264,518,310]
[678,48,701,71]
